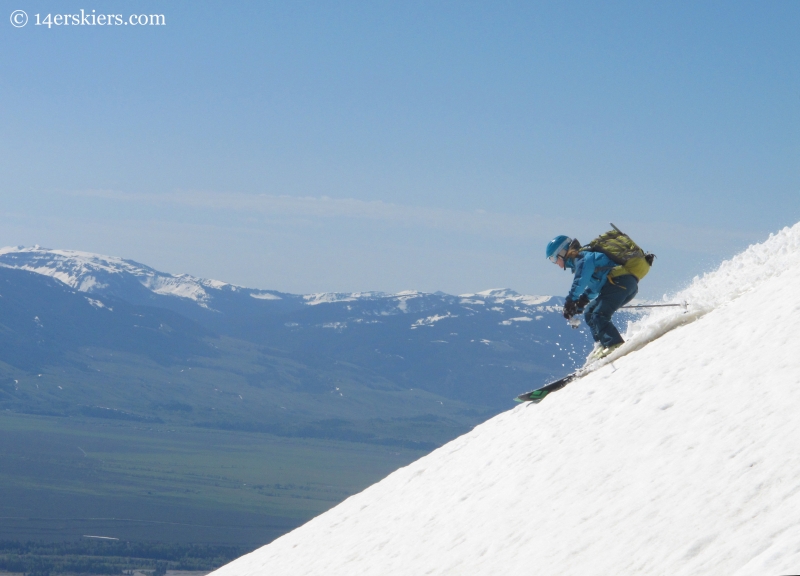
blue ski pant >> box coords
[584,273,638,347]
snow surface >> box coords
[410,312,458,329]
[499,316,533,325]
[302,290,424,307]
[211,223,800,576]
[461,288,553,307]
[85,297,111,310]
[249,292,282,300]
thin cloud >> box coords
[69,189,762,253]
[71,190,549,239]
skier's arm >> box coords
[567,256,593,301]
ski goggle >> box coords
[548,248,568,264]
[548,238,572,264]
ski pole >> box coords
[621,302,688,310]
[567,301,689,328]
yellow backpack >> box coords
[580,224,655,281]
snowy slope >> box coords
[210,222,800,576]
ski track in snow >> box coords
[210,222,800,576]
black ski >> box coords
[514,372,580,404]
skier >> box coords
[546,231,649,361]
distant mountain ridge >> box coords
[0,245,594,415]
[0,245,286,309]
[0,245,561,322]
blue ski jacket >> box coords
[565,252,616,302]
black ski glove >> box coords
[576,294,590,313]
[563,299,577,319]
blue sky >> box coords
[1,1,798,297]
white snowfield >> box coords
[461,288,553,307]
[210,222,800,576]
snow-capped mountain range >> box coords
[0,245,560,318]
[0,246,283,309]
[0,245,590,409]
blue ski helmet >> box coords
[546,235,572,263]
